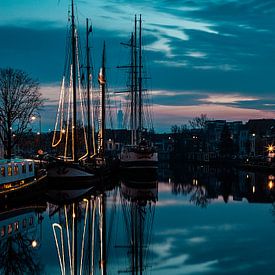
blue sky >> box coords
[1,0,275,132]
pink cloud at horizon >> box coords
[152,104,275,131]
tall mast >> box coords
[138,14,142,142]
[71,0,77,161]
[98,42,106,158]
[134,15,138,145]
[130,33,134,145]
[86,18,91,157]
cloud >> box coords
[199,94,259,104]
[152,103,275,131]
[154,60,188,67]
[193,64,241,71]
[1,0,275,132]
[186,237,207,244]
[186,51,207,58]
[151,238,175,258]
[153,254,218,274]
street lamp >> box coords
[31,113,42,149]
[251,133,256,157]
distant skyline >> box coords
[1,0,275,132]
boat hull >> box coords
[47,161,102,189]
[0,173,47,201]
[120,148,158,180]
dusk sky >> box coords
[1,0,275,132]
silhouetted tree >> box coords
[189,114,209,129]
[0,68,43,158]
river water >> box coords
[1,165,275,274]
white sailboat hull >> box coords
[120,146,158,170]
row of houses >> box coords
[166,119,275,162]
[1,118,275,161]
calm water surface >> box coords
[1,165,275,274]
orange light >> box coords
[268,181,274,190]
[266,144,275,153]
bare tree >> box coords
[0,68,43,159]
[188,113,209,129]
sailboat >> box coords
[48,0,100,185]
[120,15,158,177]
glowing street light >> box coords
[30,113,42,149]
[266,144,275,153]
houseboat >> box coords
[0,159,47,199]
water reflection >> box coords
[119,181,158,274]
[166,165,275,207]
[2,165,275,274]
[46,179,158,274]
[0,200,46,274]
[48,185,108,275]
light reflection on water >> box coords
[0,165,275,274]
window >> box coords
[14,165,19,176]
[1,167,5,177]
[29,216,34,226]
[22,219,27,228]
[1,226,5,237]
[14,222,19,231]
[7,166,12,176]
[8,224,12,234]
[29,163,33,172]
[22,164,26,174]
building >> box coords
[205,120,226,153]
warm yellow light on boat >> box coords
[252,186,255,193]
[268,181,274,190]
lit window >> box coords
[14,165,19,175]
[1,167,5,177]
[14,222,19,231]
[7,166,12,176]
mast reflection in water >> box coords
[2,166,275,274]
[47,179,158,275]
[117,181,158,274]
[48,185,108,275]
